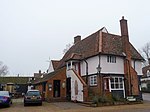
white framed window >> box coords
[107,55,116,63]
[90,75,97,86]
[110,77,124,90]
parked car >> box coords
[24,90,42,106]
[0,91,12,107]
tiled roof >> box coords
[102,33,123,56]
[51,60,60,70]
[56,28,143,69]
[57,30,100,69]
[33,67,66,84]
[34,73,46,79]
[0,77,31,84]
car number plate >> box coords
[31,97,36,99]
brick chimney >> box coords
[74,35,81,44]
[120,16,130,58]
[120,16,129,37]
[120,16,132,96]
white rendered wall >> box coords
[67,70,84,102]
[47,61,54,73]
[80,55,124,76]
[101,55,124,74]
[131,60,143,75]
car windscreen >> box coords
[26,91,40,96]
[0,91,9,97]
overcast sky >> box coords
[0,0,149,76]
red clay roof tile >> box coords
[56,28,144,69]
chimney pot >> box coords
[74,35,81,44]
[148,58,150,65]
[39,70,41,74]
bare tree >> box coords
[140,42,150,66]
[0,61,8,77]
[63,43,73,54]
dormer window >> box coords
[107,55,116,63]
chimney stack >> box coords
[74,35,81,44]
[39,70,41,74]
[148,58,150,65]
[120,16,129,37]
[120,16,130,57]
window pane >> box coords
[119,78,122,82]
[120,84,123,88]
[111,84,114,89]
[112,57,113,63]
[107,56,109,62]
[110,78,114,82]
[115,78,118,82]
[115,83,119,88]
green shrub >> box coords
[92,94,126,104]
[98,96,110,103]
[112,95,120,101]
[112,94,126,102]
[92,96,99,104]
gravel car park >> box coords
[1,93,150,112]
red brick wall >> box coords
[120,17,140,96]
[35,84,42,93]
[130,67,139,95]
[46,67,66,101]
[82,75,111,101]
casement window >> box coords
[90,75,97,86]
[107,55,116,63]
[110,77,124,90]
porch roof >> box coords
[33,67,66,84]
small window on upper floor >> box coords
[107,55,116,63]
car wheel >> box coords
[7,102,11,107]
[24,103,27,106]
[7,104,10,107]
[39,103,42,106]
